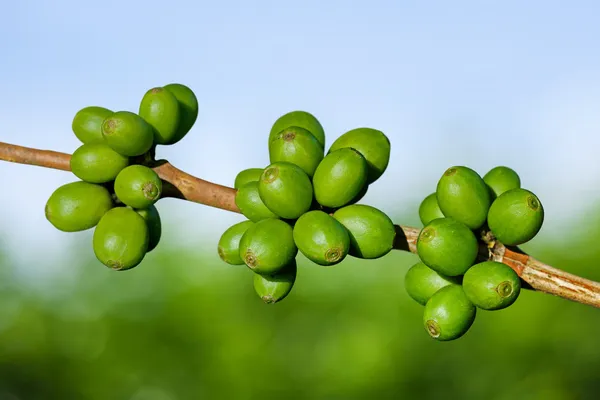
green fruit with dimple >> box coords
[163,83,199,144]
[418,193,444,226]
[313,148,368,208]
[404,261,461,306]
[258,162,313,219]
[235,181,278,222]
[293,210,350,266]
[70,143,129,183]
[487,188,544,245]
[45,181,114,232]
[269,126,324,177]
[463,261,521,310]
[253,259,297,304]
[328,127,390,183]
[483,166,521,199]
[139,87,181,145]
[101,111,154,157]
[417,217,479,276]
[114,165,162,209]
[269,110,325,148]
[218,220,254,265]
[436,166,491,230]
[136,205,162,252]
[234,168,264,189]
[423,285,476,341]
[72,106,113,144]
[93,207,149,270]
[332,204,396,259]
[239,218,298,275]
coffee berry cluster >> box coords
[45,83,199,270]
[406,166,544,340]
[217,111,397,303]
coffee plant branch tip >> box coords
[1,140,599,308]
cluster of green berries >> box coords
[405,165,545,341]
[44,84,199,270]
[217,111,396,303]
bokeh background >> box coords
[1,1,600,399]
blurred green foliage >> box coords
[0,210,599,400]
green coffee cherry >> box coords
[163,83,199,144]
[258,162,313,219]
[327,127,390,183]
[423,285,476,341]
[253,259,297,304]
[70,143,129,183]
[114,165,162,209]
[218,220,254,265]
[487,188,544,245]
[45,181,113,232]
[404,261,460,306]
[136,204,162,252]
[436,166,491,230]
[417,217,479,276]
[93,207,149,270]
[463,261,521,310]
[332,204,395,259]
[293,210,350,266]
[235,181,278,222]
[101,111,154,156]
[234,168,264,189]
[139,87,181,145]
[418,193,444,226]
[268,126,324,177]
[72,106,113,144]
[483,166,521,199]
[269,110,325,148]
[238,218,298,275]
[312,148,368,208]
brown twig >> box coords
[1,140,599,308]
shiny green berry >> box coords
[417,217,479,276]
[404,261,460,306]
[418,192,444,226]
[269,126,324,177]
[269,110,325,148]
[293,210,350,266]
[253,259,297,304]
[487,188,544,246]
[139,87,181,145]
[423,285,476,341]
[70,143,129,183]
[114,165,162,209]
[258,162,313,219]
[218,220,254,265]
[72,106,113,144]
[136,204,162,252]
[234,168,264,189]
[463,261,521,310]
[101,111,154,157]
[235,181,278,222]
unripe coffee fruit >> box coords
[136,204,162,252]
[269,126,324,177]
[234,168,264,189]
[483,166,521,199]
[293,210,350,266]
[418,193,444,226]
[163,83,199,144]
[333,204,395,259]
[72,106,113,144]
[93,207,149,270]
[235,181,278,222]
[404,261,460,306]
[239,218,298,275]
[218,220,254,265]
[253,259,297,304]
[258,162,313,219]
[328,127,390,183]
[462,261,521,310]
[417,217,478,276]
[269,110,325,148]
[70,143,129,183]
[45,181,113,232]
[114,165,162,209]
[139,87,181,145]
[487,188,544,245]
[436,166,491,230]
[423,285,476,341]
[101,111,154,156]
[312,148,368,208]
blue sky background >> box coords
[1,0,600,278]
